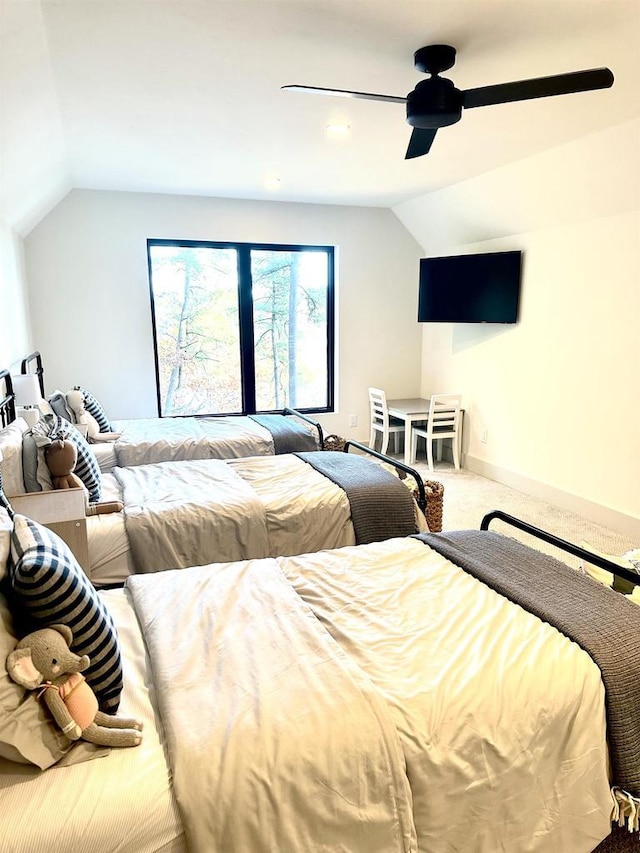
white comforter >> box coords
[127,537,612,853]
[113,455,356,571]
[129,556,417,852]
[110,415,274,466]
[90,457,427,584]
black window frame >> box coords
[147,238,335,417]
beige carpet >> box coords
[404,459,638,569]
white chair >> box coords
[410,394,462,472]
[368,388,405,455]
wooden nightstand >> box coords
[10,488,90,573]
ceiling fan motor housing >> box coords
[406,77,463,128]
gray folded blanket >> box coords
[416,529,640,797]
[249,414,318,454]
[298,451,417,545]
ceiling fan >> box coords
[282,45,614,160]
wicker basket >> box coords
[323,434,346,452]
[415,479,444,533]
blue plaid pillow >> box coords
[8,515,123,713]
[75,387,111,433]
[0,468,13,517]
[32,414,102,502]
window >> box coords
[147,239,334,416]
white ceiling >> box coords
[3,0,640,226]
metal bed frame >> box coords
[0,370,15,428]
[482,509,639,591]
[282,406,324,449]
[343,439,427,513]
[21,350,325,447]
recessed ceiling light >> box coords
[264,175,281,190]
[325,122,351,137]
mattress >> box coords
[87,472,135,585]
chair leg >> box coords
[452,434,460,469]
[381,432,389,455]
[427,437,435,474]
[394,431,401,453]
[410,431,418,465]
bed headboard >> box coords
[0,370,16,428]
[20,351,45,398]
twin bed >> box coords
[21,351,324,466]
[87,443,428,585]
[1,509,639,852]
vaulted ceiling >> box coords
[2,0,639,234]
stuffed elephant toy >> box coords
[6,625,142,748]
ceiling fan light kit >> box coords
[283,44,614,160]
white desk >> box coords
[387,397,463,467]
[387,398,432,465]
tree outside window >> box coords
[148,239,334,416]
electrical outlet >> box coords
[480,428,488,444]
[348,414,358,428]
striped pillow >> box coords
[75,387,111,433]
[32,415,102,502]
[8,515,123,713]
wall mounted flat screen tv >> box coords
[418,250,522,323]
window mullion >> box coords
[237,246,256,414]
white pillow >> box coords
[37,398,54,417]
[0,418,29,496]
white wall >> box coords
[0,0,70,236]
[23,190,424,440]
[0,222,32,370]
[0,0,68,372]
[394,119,640,533]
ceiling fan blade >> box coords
[461,67,614,109]
[281,84,406,105]
[405,127,438,160]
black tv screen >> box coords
[418,250,522,323]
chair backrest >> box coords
[368,387,390,429]
[427,393,462,435]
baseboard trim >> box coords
[464,455,640,541]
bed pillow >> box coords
[37,397,54,418]
[0,465,14,518]
[0,505,72,767]
[74,387,111,433]
[7,514,123,713]
[21,432,45,493]
[47,391,74,423]
[31,414,102,502]
[0,581,77,768]
[0,418,29,497]
[0,506,12,581]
